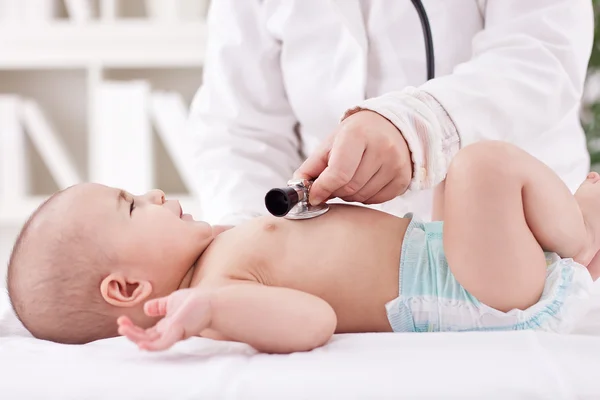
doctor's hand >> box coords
[294,110,413,205]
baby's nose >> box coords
[144,189,166,205]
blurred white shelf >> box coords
[0,21,207,68]
[0,195,203,226]
[0,8,208,230]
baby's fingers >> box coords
[117,315,135,328]
[144,296,169,317]
[119,325,147,344]
[118,322,159,344]
[138,324,185,352]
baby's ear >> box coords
[100,273,153,308]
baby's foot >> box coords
[574,172,600,266]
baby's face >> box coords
[61,183,213,295]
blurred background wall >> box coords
[0,0,600,286]
[0,0,209,285]
[582,0,600,167]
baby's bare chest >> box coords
[198,210,404,301]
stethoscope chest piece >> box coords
[284,201,329,220]
[265,179,329,220]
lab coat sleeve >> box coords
[347,0,594,191]
[188,0,302,225]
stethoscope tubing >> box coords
[411,0,435,81]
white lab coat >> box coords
[189,0,594,225]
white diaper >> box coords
[386,217,596,333]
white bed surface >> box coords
[0,331,598,400]
[2,289,600,399]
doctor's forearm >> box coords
[343,87,460,191]
[343,0,592,192]
[420,0,593,148]
[189,0,302,224]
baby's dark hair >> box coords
[7,188,118,344]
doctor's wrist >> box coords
[341,103,424,191]
[341,87,460,191]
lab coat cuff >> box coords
[342,87,460,191]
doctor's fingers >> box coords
[308,131,366,205]
[293,133,335,181]
[331,146,382,199]
[294,148,328,182]
[343,162,394,204]
[363,175,410,205]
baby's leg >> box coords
[443,141,590,312]
[432,181,445,221]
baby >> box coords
[6,141,599,353]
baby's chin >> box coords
[181,213,194,222]
[181,213,212,232]
[185,217,214,242]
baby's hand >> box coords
[117,288,212,351]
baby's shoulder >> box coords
[191,243,266,288]
[192,267,262,291]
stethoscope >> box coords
[411,0,435,81]
[265,1,434,219]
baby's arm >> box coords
[205,282,337,352]
[118,281,337,354]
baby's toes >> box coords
[587,172,600,183]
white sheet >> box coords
[2,289,600,399]
[0,331,598,399]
